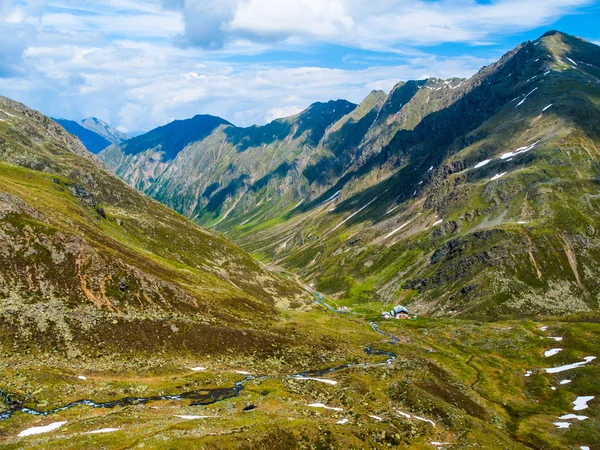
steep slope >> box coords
[52,118,113,154]
[0,96,311,362]
[231,31,600,320]
[100,100,357,225]
[80,117,129,145]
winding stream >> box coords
[0,293,397,422]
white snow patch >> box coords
[518,221,528,224]
[491,172,507,181]
[581,446,590,450]
[175,415,214,420]
[308,403,343,411]
[322,191,341,205]
[566,57,578,66]
[559,414,588,421]
[500,140,540,160]
[573,396,594,411]
[19,421,67,437]
[78,375,87,380]
[553,422,571,429]
[545,356,596,373]
[386,205,401,215]
[86,428,120,434]
[474,159,491,169]
[540,326,548,331]
[545,348,563,357]
[560,379,572,385]
[544,71,551,76]
[428,166,434,172]
[516,87,539,107]
[0,110,15,117]
[525,370,533,377]
[542,104,553,112]
[548,336,563,342]
[551,386,557,391]
[190,366,206,372]
[369,415,383,421]
[331,197,378,232]
[431,219,443,227]
[293,199,304,209]
[431,443,451,447]
[294,376,337,385]
[235,371,251,375]
[413,415,436,427]
[337,418,349,424]
[394,409,411,418]
[384,219,413,239]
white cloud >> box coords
[171,0,593,50]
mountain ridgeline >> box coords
[53,117,129,154]
[100,31,600,320]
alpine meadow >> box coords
[0,1,599,449]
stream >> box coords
[0,291,397,422]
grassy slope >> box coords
[224,32,600,320]
[0,96,313,366]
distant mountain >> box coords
[0,95,309,358]
[101,31,600,320]
[52,118,113,154]
[80,116,130,144]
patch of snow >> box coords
[545,356,596,374]
[337,418,349,424]
[545,348,563,357]
[322,191,341,205]
[566,57,578,66]
[369,415,383,421]
[384,219,413,239]
[559,414,588,421]
[331,197,378,232]
[548,336,563,341]
[544,71,551,76]
[190,366,206,371]
[431,443,451,447]
[490,172,507,181]
[413,415,436,427]
[19,421,67,437]
[394,409,411,418]
[542,104,553,112]
[553,422,571,429]
[525,371,533,377]
[86,428,120,434]
[418,181,423,185]
[308,403,343,411]
[581,446,590,450]
[518,221,528,224]
[386,205,401,215]
[516,87,539,107]
[235,371,251,375]
[175,415,214,420]
[573,396,594,411]
[560,379,572,385]
[0,110,15,117]
[78,375,87,380]
[431,219,443,227]
[293,199,304,209]
[551,386,557,391]
[294,376,337,385]
[540,326,548,331]
[428,166,434,171]
[500,140,540,160]
[474,159,491,169]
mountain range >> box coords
[100,31,600,320]
[0,30,599,449]
[52,117,129,154]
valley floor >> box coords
[0,302,597,449]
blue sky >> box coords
[1,0,599,133]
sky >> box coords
[1,0,599,133]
